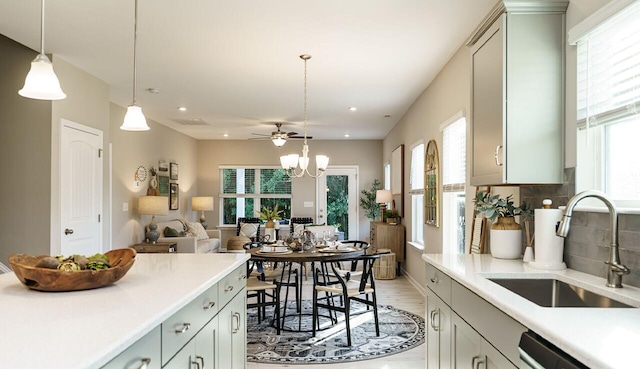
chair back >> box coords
[290,217,313,236]
[340,240,370,251]
[237,217,262,241]
[314,254,380,293]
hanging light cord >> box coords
[39,0,45,55]
[132,0,139,105]
[303,56,308,146]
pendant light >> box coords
[280,54,329,178]
[120,0,150,131]
[18,0,66,100]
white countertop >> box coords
[0,252,250,369]
[422,253,640,369]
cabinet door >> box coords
[451,313,482,369]
[195,316,217,369]
[471,16,505,186]
[218,289,247,369]
[163,339,196,369]
[426,288,451,369]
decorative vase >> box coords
[489,217,522,259]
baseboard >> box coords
[399,266,426,297]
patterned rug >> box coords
[246,300,425,364]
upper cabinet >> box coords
[468,1,568,186]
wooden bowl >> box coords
[8,248,137,292]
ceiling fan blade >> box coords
[248,137,270,140]
[286,132,298,137]
[251,133,271,137]
[289,135,312,139]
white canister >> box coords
[530,200,566,270]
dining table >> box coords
[248,243,365,332]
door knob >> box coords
[64,228,74,235]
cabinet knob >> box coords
[203,301,216,310]
[64,228,74,235]
[494,145,503,166]
[225,285,234,292]
[430,276,439,284]
[175,322,191,333]
[135,358,151,369]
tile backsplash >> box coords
[520,167,640,288]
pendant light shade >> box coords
[18,0,66,100]
[120,0,150,131]
[121,105,149,131]
[272,137,287,147]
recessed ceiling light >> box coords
[223,133,229,137]
[344,133,350,138]
[178,106,187,112]
[349,107,357,111]
[146,88,160,94]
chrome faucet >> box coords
[556,190,630,288]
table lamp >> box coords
[192,196,214,229]
[375,190,393,222]
[138,196,169,243]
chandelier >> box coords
[280,54,329,178]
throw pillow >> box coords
[186,221,209,241]
[163,227,180,237]
[239,222,258,238]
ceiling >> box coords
[0,0,496,141]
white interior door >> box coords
[60,121,103,256]
[316,167,358,240]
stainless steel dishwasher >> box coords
[519,331,589,369]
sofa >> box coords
[155,219,221,253]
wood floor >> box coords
[247,274,426,369]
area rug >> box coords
[246,300,425,364]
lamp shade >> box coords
[192,196,214,211]
[121,105,150,131]
[18,54,66,100]
[375,189,393,204]
[272,137,286,147]
[138,196,168,216]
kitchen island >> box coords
[0,252,250,369]
[423,253,640,369]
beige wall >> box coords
[0,35,53,264]
[197,139,382,247]
[110,104,199,249]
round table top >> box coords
[248,245,364,262]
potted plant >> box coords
[384,209,399,224]
[257,204,283,229]
[359,179,381,220]
[474,191,532,259]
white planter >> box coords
[489,229,522,259]
[264,227,276,242]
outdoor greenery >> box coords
[326,175,349,238]
[473,191,532,222]
[359,179,381,220]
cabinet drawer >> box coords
[426,263,451,305]
[219,264,247,309]
[102,326,161,369]
[161,283,218,365]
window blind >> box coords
[442,117,466,192]
[577,1,640,129]
[260,168,292,194]
[410,143,424,193]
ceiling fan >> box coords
[249,123,312,147]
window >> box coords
[574,2,640,208]
[441,113,467,254]
[384,162,391,190]
[410,141,424,245]
[220,167,292,225]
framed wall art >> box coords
[169,183,179,210]
[158,160,168,172]
[170,162,179,180]
[158,175,169,196]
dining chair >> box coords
[246,276,281,335]
[290,217,313,237]
[237,217,262,242]
[311,254,381,346]
[331,240,371,279]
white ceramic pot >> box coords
[489,229,522,259]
